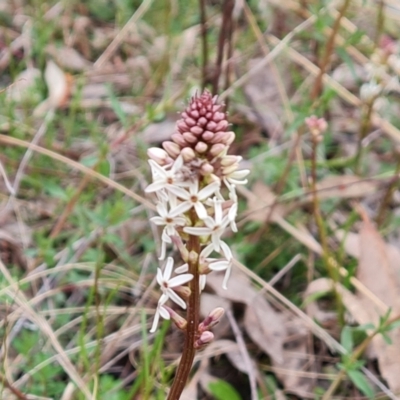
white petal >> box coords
[150,216,166,226]
[167,185,190,200]
[150,310,161,333]
[164,257,174,280]
[214,199,222,223]
[200,275,207,291]
[148,159,167,177]
[145,180,167,193]
[169,201,192,217]
[156,268,164,286]
[200,244,214,259]
[175,263,189,273]
[202,216,216,230]
[222,265,232,290]
[184,226,212,236]
[159,305,170,320]
[229,178,248,186]
[220,241,232,260]
[172,217,186,226]
[208,260,230,271]
[194,202,208,219]
[168,289,187,309]
[198,181,220,200]
[156,202,168,217]
[230,169,250,179]
[158,240,167,260]
[211,233,221,252]
[161,229,172,243]
[172,155,184,172]
[168,273,194,287]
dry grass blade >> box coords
[0,259,92,399]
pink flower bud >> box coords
[220,155,240,167]
[185,117,196,127]
[171,133,187,147]
[173,285,191,300]
[202,131,214,141]
[206,121,217,131]
[162,141,181,158]
[305,115,328,137]
[195,141,208,153]
[165,306,187,330]
[177,120,189,132]
[198,117,208,126]
[182,132,198,144]
[225,131,235,145]
[181,147,196,162]
[215,120,229,132]
[200,162,214,176]
[210,143,226,157]
[198,307,225,332]
[190,126,203,135]
[194,331,214,348]
[147,147,170,165]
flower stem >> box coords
[167,218,200,400]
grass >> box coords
[1,0,400,399]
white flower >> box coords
[175,263,207,291]
[198,244,231,289]
[157,257,193,309]
[183,199,232,259]
[145,155,187,193]
[150,294,170,333]
[228,186,238,232]
[167,179,220,219]
[150,199,187,260]
[223,169,250,190]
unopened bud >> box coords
[181,147,196,162]
[182,131,198,144]
[305,115,328,138]
[188,250,198,264]
[198,307,225,332]
[195,141,208,153]
[221,155,241,167]
[225,131,235,145]
[147,147,171,165]
[200,162,214,176]
[222,164,239,176]
[165,306,187,330]
[190,126,203,135]
[170,235,189,262]
[202,131,214,141]
[173,285,191,300]
[210,143,226,157]
[162,141,181,158]
[171,133,186,147]
[194,331,214,348]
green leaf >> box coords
[341,326,353,353]
[347,369,374,399]
[208,380,242,400]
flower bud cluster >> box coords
[146,90,249,333]
[360,36,400,104]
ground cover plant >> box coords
[1,0,400,399]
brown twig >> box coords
[0,373,29,400]
[212,0,234,95]
[199,0,209,90]
[310,0,352,101]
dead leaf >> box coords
[244,59,285,140]
[46,45,92,71]
[207,269,314,397]
[352,217,400,393]
[34,61,72,116]
[314,175,378,200]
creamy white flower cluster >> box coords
[145,91,249,333]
